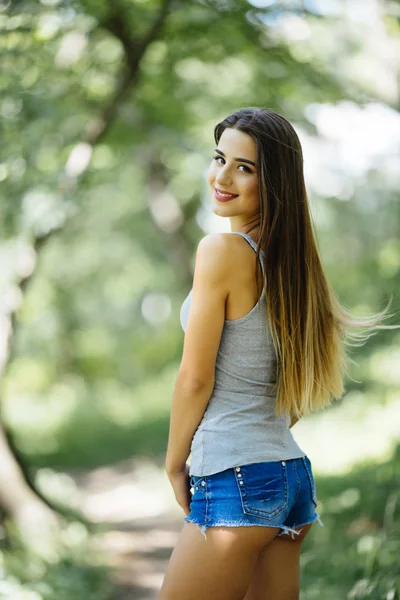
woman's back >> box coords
[180,231,305,477]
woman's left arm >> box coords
[165,372,215,476]
[165,234,232,511]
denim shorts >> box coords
[184,456,324,540]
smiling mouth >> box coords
[214,188,239,201]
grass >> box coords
[300,443,400,599]
[0,522,116,600]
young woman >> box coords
[160,107,395,600]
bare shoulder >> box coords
[196,233,248,262]
[197,232,236,252]
[195,233,237,275]
[194,234,255,291]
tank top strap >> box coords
[229,231,265,276]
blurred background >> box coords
[0,0,399,598]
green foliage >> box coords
[300,444,400,599]
[0,522,115,600]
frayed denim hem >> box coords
[183,516,209,540]
[183,512,324,542]
[277,512,325,539]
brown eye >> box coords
[213,156,253,173]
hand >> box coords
[166,463,192,516]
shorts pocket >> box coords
[234,461,288,520]
[190,475,208,496]
[302,456,317,507]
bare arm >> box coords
[165,375,214,474]
[165,234,231,474]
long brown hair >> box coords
[214,107,398,419]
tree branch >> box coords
[85,0,175,145]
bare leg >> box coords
[244,522,314,600]
[159,522,281,600]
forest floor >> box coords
[69,456,183,600]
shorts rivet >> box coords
[282,461,286,466]
[201,481,206,486]
[195,486,199,490]
[239,480,244,485]
[238,473,242,478]
[235,467,241,472]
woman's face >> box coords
[207,128,260,220]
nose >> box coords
[215,165,232,186]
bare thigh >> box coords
[159,522,281,600]
[244,522,314,600]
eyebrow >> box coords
[214,148,256,167]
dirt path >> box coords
[69,456,184,599]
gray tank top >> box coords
[180,231,305,477]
